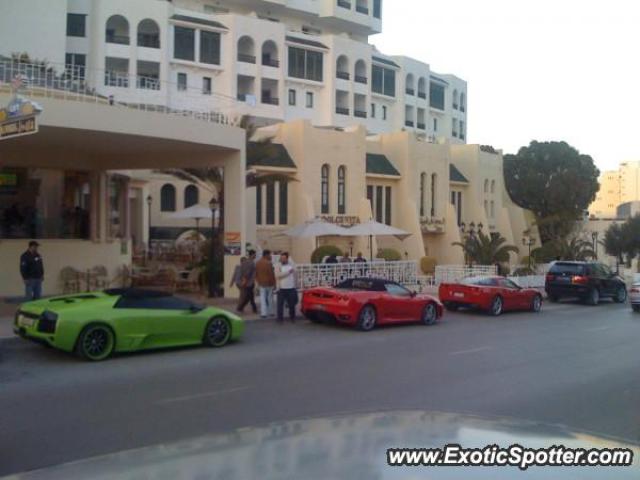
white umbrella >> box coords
[284,218,349,248]
[346,220,411,261]
[169,204,217,237]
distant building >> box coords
[590,161,640,218]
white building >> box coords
[0,0,468,141]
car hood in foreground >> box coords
[8,411,638,479]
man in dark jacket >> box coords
[20,241,44,300]
[236,250,257,314]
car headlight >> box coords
[41,310,58,322]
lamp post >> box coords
[459,222,477,267]
[592,231,599,260]
[208,197,219,298]
[146,194,152,264]
[349,240,354,257]
[522,236,536,270]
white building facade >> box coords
[0,0,468,141]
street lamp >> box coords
[591,231,599,260]
[208,197,219,298]
[522,236,536,270]
[459,222,477,267]
[146,194,152,264]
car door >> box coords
[382,283,414,321]
[597,264,617,297]
[496,278,522,311]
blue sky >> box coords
[372,0,640,171]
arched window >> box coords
[490,200,495,218]
[321,164,330,214]
[160,184,176,212]
[137,19,160,48]
[106,15,130,45]
[354,59,367,83]
[460,92,466,111]
[237,36,255,63]
[184,184,199,208]
[261,40,278,67]
[336,55,349,80]
[417,77,427,99]
[484,200,489,217]
[484,179,489,194]
[337,166,346,214]
[431,173,437,217]
[420,172,426,217]
[406,73,415,95]
[453,89,459,109]
[490,180,495,194]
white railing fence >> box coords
[295,261,419,291]
[434,265,498,285]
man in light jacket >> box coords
[275,252,297,323]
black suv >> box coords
[545,261,627,305]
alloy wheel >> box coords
[79,326,114,361]
[359,306,377,331]
[491,297,503,316]
[422,304,437,325]
[206,317,231,347]
[532,295,542,312]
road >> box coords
[1,300,639,476]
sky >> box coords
[371,0,640,172]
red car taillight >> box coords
[546,274,555,282]
[630,288,640,294]
[572,276,589,285]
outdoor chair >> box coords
[60,267,82,294]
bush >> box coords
[420,256,437,275]
[376,248,402,262]
[311,245,343,264]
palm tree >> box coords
[452,231,519,266]
[532,236,596,263]
[160,116,296,296]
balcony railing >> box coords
[354,75,368,84]
[237,54,256,64]
[262,96,279,106]
[418,92,427,99]
[336,71,350,80]
[237,93,249,101]
[354,110,367,118]
[405,120,415,128]
[336,107,350,116]
[262,57,279,68]
[337,0,351,9]
[136,75,160,90]
[356,5,369,14]
[104,71,129,88]
[417,122,426,130]
[106,34,130,45]
[137,34,160,49]
[405,88,415,96]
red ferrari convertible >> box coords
[301,278,443,331]
[439,276,543,316]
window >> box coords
[203,77,212,95]
[115,295,195,310]
[376,186,383,223]
[367,185,374,213]
[371,103,376,118]
[382,105,387,120]
[337,166,346,215]
[160,184,176,212]
[321,164,330,214]
[184,185,199,208]
[306,92,314,108]
[174,26,195,61]
[429,81,445,110]
[106,15,130,45]
[385,186,392,225]
[431,174,437,217]
[385,283,411,297]
[373,0,382,18]
[67,14,86,37]
[279,181,288,225]
[452,118,458,137]
[420,173,426,217]
[266,182,276,225]
[372,65,396,97]
[256,184,262,225]
[490,201,495,218]
[490,180,495,194]
[460,120,465,139]
[65,53,86,81]
[484,200,488,217]
[177,73,187,91]
[200,31,221,64]
[484,179,489,193]
[288,89,296,106]
[288,47,323,82]
[433,117,438,132]
[137,19,160,48]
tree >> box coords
[603,215,640,269]
[452,231,519,265]
[532,236,596,262]
[504,141,600,242]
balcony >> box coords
[262,96,279,106]
[417,123,426,130]
[137,34,160,49]
[336,71,350,81]
[355,75,368,84]
[356,5,369,14]
[104,71,129,88]
[405,120,414,128]
[136,76,160,90]
[354,110,367,118]
[405,88,415,96]
[337,0,351,8]
[106,34,130,45]
[418,92,427,100]
[237,54,256,64]
[336,107,350,116]
[262,57,279,68]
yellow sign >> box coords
[0,93,41,141]
[0,117,38,139]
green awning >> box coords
[248,142,296,169]
[366,153,401,176]
[450,164,469,183]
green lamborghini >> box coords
[13,288,245,361]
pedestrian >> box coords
[276,252,297,323]
[230,257,245,297]
[341,252,352,263]
[20,240,44,301]
[237,250,257,314]
[353,252,367,263]
[325,253,339,264]
[255,249,276,318]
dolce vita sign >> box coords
[0,76,42,140]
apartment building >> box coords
[590,161,640,218]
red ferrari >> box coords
[439,276,543,316]
[301,278,443,331]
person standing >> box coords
[237,250,257,314]
[354,252,367,263]
[255,250,276,318]
[276,252,297,323]
[230,257,246,298]
[20,241,44,300]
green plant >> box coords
[420,256,437,275]
[376,248,402,262]
[311,245,343,264]
[452,231,519,265]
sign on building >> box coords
[0,78,42,140]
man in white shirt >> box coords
[276,252,297,323]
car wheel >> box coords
[444,302,459,312]
[632,304,640,313]
[586,288,600,306]
[421,303,438,326]
[76,324,115,361]
[615,286,627,304]
[357,305,377,332]
[489,296,503,316]
[203,316,232,347]
[305,312,323,324]
[531,294,543,313]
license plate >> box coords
[19,315,35,327]
[453,292,465,298]
[557,277,570,283]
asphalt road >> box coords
[1,299,639,476]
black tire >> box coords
[203,316,232,347]
[614,286,627,304]
[632,304,640,313]
[444,302,459,312]
[547,295,559,303]
[75,324,115,361]
[421,303,438,326]
[585,288,600,306]
[305,312,323,324]
[531,294,543,313]
[489,296,503,316]
[357,305,377,332]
